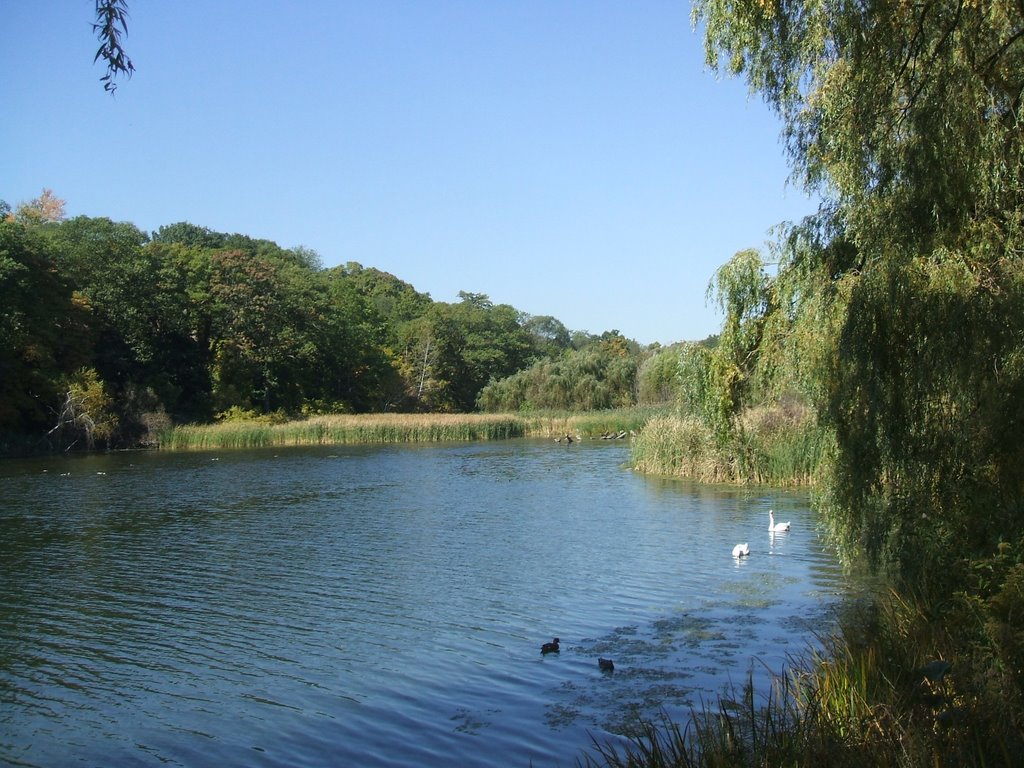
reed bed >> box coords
[631,404,825,487]
[630,415,732,483]
[158,408,667,451]
[159,413,523,450]
[519,406,667,441]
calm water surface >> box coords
[1,439,856,767]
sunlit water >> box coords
[0,439,857,767]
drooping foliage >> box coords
[93,0,134,93]
[692,0,1024,579]
[476,331,643,412]
[635,345,685,406]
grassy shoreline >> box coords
[156,407,665,451]
[631,407,824,487]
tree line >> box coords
[0,193,691,452]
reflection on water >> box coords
[0,440,858,767]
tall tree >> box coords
[44,217,157,386]
[521,314,572,360]
[695,0,1024,576]
[0,220,92,433]
[14,188,66,224]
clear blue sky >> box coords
[2,2,817,346]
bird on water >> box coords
[541,637,560,654]
[769,510,791,532]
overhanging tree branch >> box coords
[93,0,134,93]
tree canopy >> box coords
[691,0,1024,579]
[0,200,656,451]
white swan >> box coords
[732,542,750,557]
[768,510,790,532]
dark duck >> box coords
[541,637,560,654]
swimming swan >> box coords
[732,543,750,557]
[768,510,791,532]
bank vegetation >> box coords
[157,408,659,451]
[589,1,1024,765]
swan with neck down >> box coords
[732,542,750,557]
[768,510,790,532]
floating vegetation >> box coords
[450,707,492,735]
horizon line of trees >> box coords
[1,191,705,452]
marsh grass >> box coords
[631,403,825,487]
[519,406,666,440]
[583,580,1024,767]
[630,415,729,482]
[158,407,666,451]
[581,675,822,768]
[160,413,524,450]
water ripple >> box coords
[0,441,863,768]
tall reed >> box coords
[631,403,825,487]
[519,406,667,441]
[630,414,732,482]
[157,408,667,451]
[159,413,525,450]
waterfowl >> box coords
[598,658,615,672]
[768,510,791,532]
[732,542,750,558]
[541,637,560,654]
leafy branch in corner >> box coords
[93,0,134,93]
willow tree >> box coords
[695,0,1024,577]
[702,248,777,438]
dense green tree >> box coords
[143,239,232,421]
[205,248,312,413]
[0,220,92,433]
[695,0,1024,577]
[451,292,534,409]
[40,216,191,440]
[521,314,572,359]
[43,217,154,382]
[636,345,683,405]
[330,262,433,327]
[477,345,640,412]
[151,221,227,250]
[394,293,535,412]
[315,270,401,412]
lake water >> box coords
[0,439,855,767]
